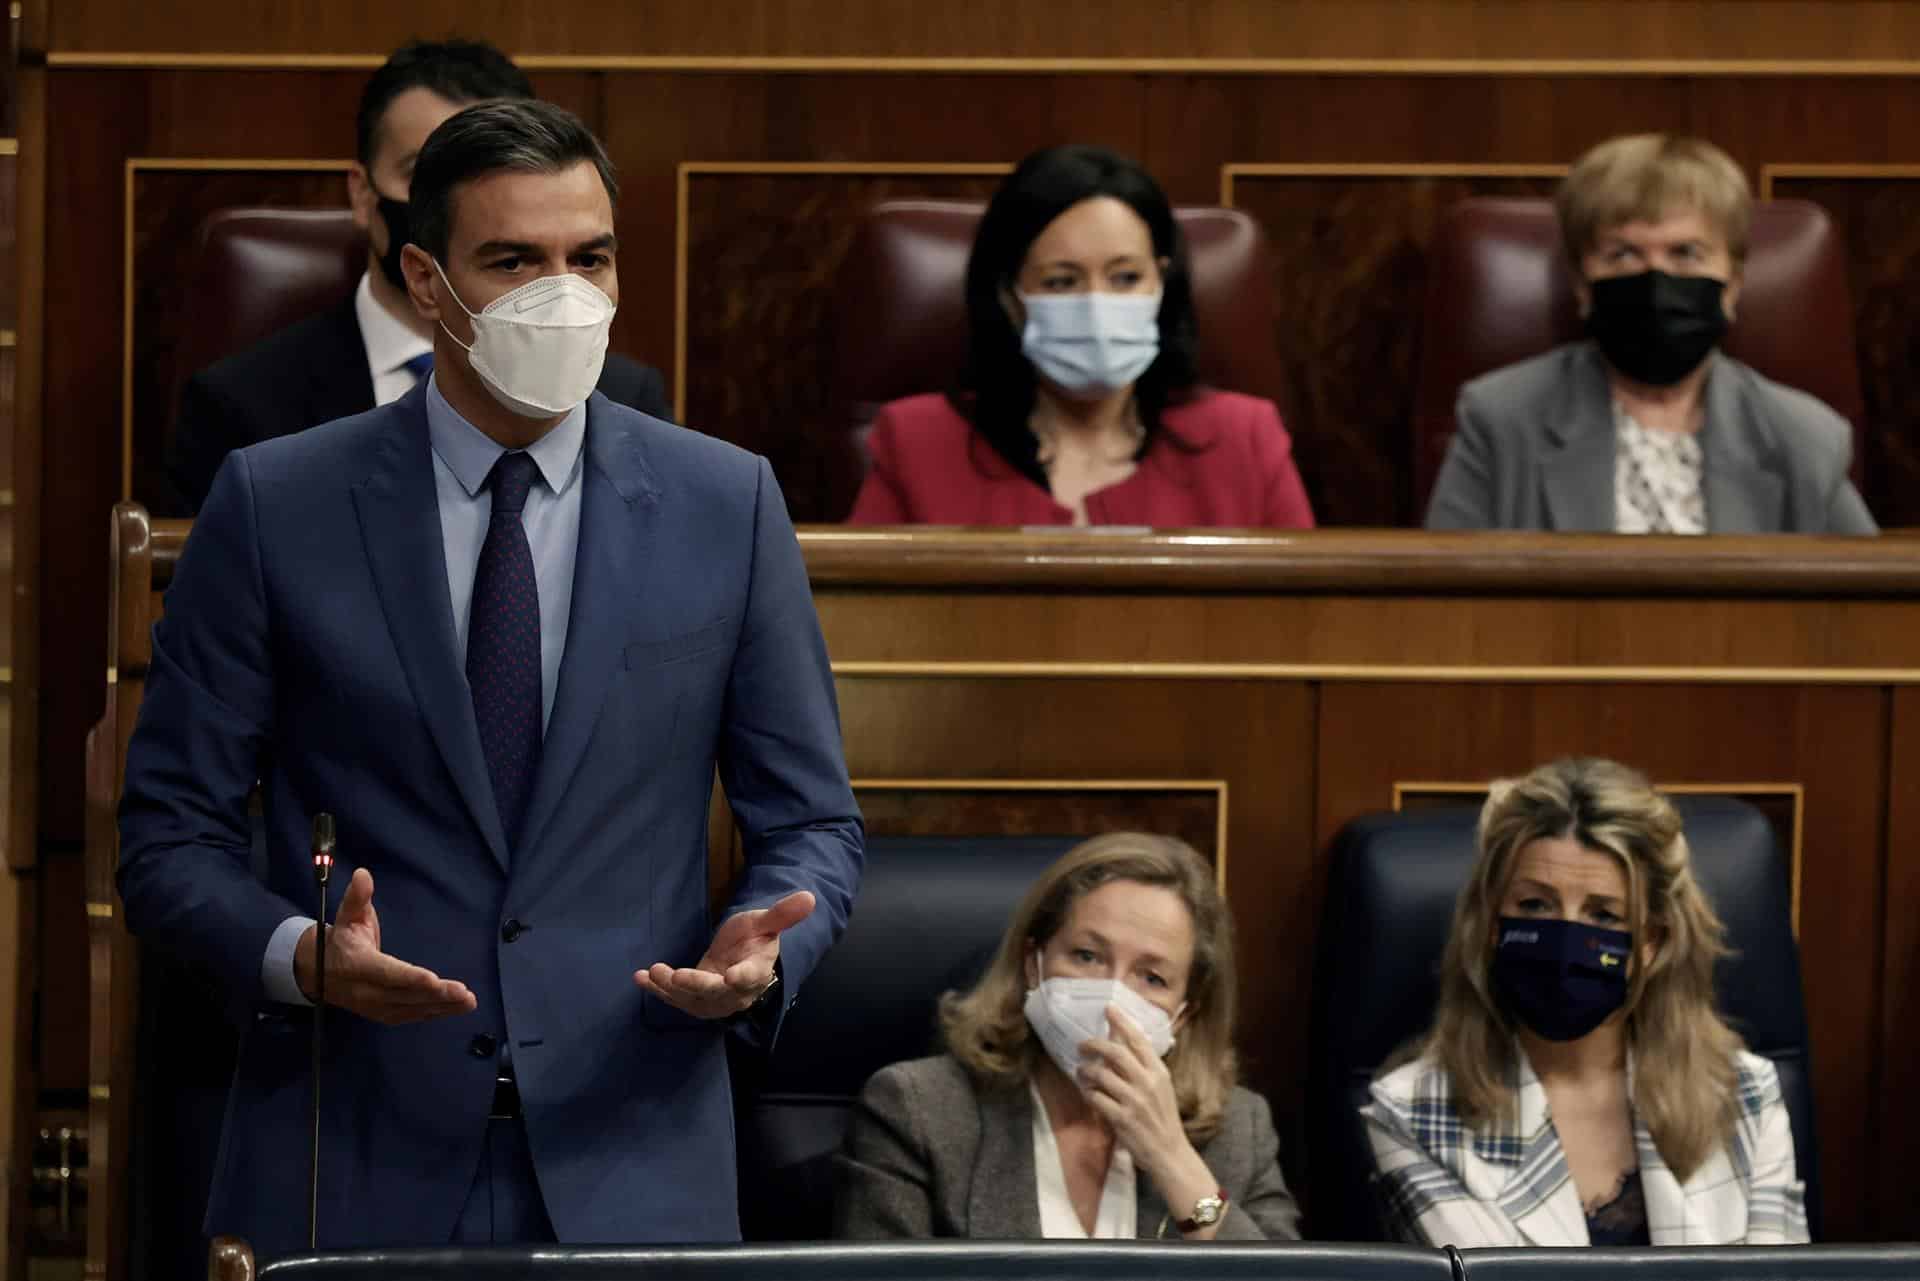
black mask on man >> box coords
[1584,269,1730,387]
[373,191,413,292]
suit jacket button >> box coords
[501,919,524,943]
[469,1034,498,1059]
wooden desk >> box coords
[86,517,1920,1277]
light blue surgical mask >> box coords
[1018,290,1162,399]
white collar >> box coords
[354,271,434,377]
[1028,1081,1136,1239]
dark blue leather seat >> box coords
[1307,797,1818,1241]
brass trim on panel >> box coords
[1220,162,1566,206]
[831,660,1920,685]
[0,139,16,155]
[120,158,354,499]
[852,776,1230,889]
[88,1085,109,1101]
[1390,780,1805,934]
[673,161,1013,422]
[46,52,1920,77]
[0,330,16,347]
[1758,163,1920,199]
[84,902,113,920]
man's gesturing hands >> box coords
[294,868,477,1024]
[634,890,815,1020]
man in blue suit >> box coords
[117,99,864,1256]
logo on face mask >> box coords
[1491,915,1633,1042]
[433,259,616,418]
[1019,290,1162,399]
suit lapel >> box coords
[1497,1054,1590,1246]
[350,386,510,871]
[968,1084,1042,1238]
[1639,1116,1747,1245]
[309,298,379,427]
[513,396,660,863]
[1699,361,1784,533]
[1540,344,1617,532]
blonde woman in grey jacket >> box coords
[835,833,1301,1241]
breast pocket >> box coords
[623,619,734,670]
[617,619,736,762]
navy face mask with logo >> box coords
[1491,916,1633,1042]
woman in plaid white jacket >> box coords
[1361,758,1808,1248]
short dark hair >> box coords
[409,99,620,261]
[956,144,1202,486]
[355,39,533,168]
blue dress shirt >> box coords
[262,377,588,1004]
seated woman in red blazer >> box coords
[847,145,1315,528]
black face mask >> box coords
[1491,916,1633,1043]
[373,191,413,292]
[1584,269,1730,387]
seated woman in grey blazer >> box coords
[1425,133,1876,535]
[835,832,1302,1240]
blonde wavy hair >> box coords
[1418,757,1744,1182]
[1557,133,1752,268]
[940,832,1239,1142]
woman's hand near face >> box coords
[1079,1004,1226,1238]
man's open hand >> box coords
[294,867,477,1024]
[633,889,814,1019]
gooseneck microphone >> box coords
[309,813,335,1250]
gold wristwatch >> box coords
[1176,1188,1229,1233]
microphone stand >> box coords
[309,813,335,1250]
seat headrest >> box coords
[755,835,1081,1096]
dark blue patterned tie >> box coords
[468,452,543,849]
[404,351,434,381]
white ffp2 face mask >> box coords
[434,261,616,418]
[1023,960,1179,1085]
[1018,290,1163,399]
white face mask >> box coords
[1018,290,1162,399]
[1022,954,1179,1086]
[434,261,616,418]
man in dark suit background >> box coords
[166,38,672,514]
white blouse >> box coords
[1030,1082,1137,1238]
[1614,404,1707,534]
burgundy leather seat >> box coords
[1411,197,1864,514]
[166,207,364,431]
[821,200,1288,521]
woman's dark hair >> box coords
[409,99,620,261]
[955,144,1202,486]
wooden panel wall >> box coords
[43,1,1920,64]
